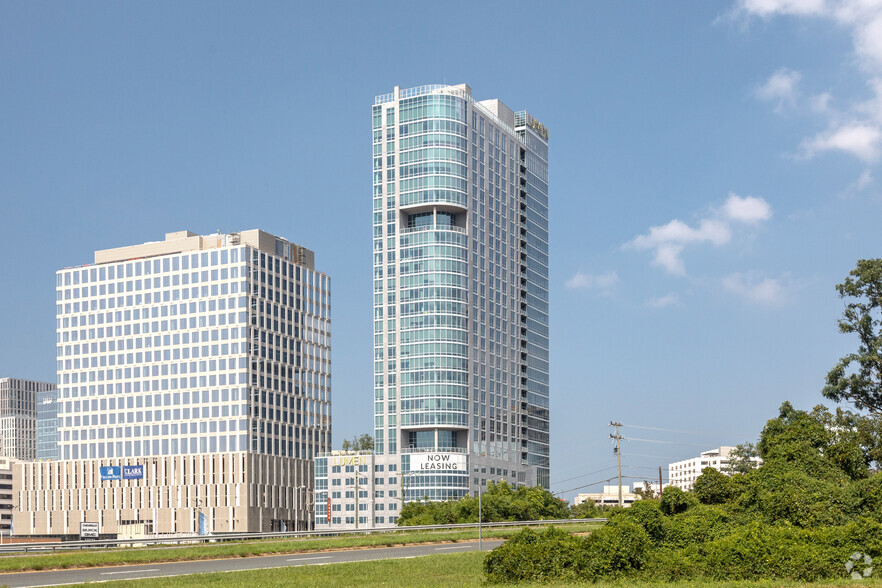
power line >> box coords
[620,452,679,460]
[623,436,709,447]
[622,423,714,436]
[550,465,618,486]
[559,475,651,495]
[551,464,661,489]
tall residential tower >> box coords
[371,84,549,503]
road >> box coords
[0,539,503,587]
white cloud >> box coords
[566,271,620,295]
[722,193,774,222]
[735,1,882,164]
[723,272,787,304]
[755,68,802,110]
[645,293,680,308]
[800,123,882,161]
[625,194,772,276]
[737,0,827,17]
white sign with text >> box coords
[410,453,467,472]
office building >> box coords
[0,457,15,537]
[0,378,55,462]
[14,229,331,536]
[314,451,400,529]
[366,84,550,511]
[37,387,60,461]
[668,447,761,491]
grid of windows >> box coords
[373,84,550,495]
[55,231,331,462]
[0,378,54,462]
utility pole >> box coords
[658,466,663,499]
[609,422,623,507]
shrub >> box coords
[483,527,586,584]
[659,486,695,515]
[610,499,667,542]
[693,467,734,504]
[582,519,651,579]
[699,523,844,582]
[663,504,736,549]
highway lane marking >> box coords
[434,545,471,550]
[100,569,160,575]
[285,556,333,562]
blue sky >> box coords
[1,1,880,499]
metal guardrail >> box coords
[0,518,606,554]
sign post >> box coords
[80,522,99,539]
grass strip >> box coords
[46,551,882,588]
[0,522,602,573]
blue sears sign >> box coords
[122,465,144,480]
[99,466,121,481]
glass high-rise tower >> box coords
[372,84,550,501]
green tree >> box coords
[725,443,760,474]
[396,481,567,526]
[692,467,734,505]
[659,486,695,515]
[341,433,374,452]
[823,259,882,413]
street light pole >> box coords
[478,483,482,552]
[295,485,307,533]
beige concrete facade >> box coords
[94,229,314,269]
[13,452,312,537]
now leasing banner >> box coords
[410,453,467,472]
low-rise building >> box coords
[0,457,15,537]
[574,484,640,508]
[668,446,761,490]
[13,453,311,537]
[313,449,523,531]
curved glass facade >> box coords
[373,84,549,516]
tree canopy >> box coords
[823,258,882,413]
[397,480,569,526]
[485,401,882,584]
[340,433,374,452]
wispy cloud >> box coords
[755,68,802,111]
[736,1,882,165]
[800,123,882,162]
[722,272,787,305]
[566,271,620,295]
[625,193,773,276]
[736,0,826,18]
[645,293,680,309]
[839,169,874,198]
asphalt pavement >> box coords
[0,539,503,587]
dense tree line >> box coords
[485,402,882,583]
[397,480,570,526]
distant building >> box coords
[37,387,60,461]
[0,457,15,537]
[14,229,330,537]
[574,485,640,508]
[668,446,761,490]
[0,378,56,461]
[314,451,398,530]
